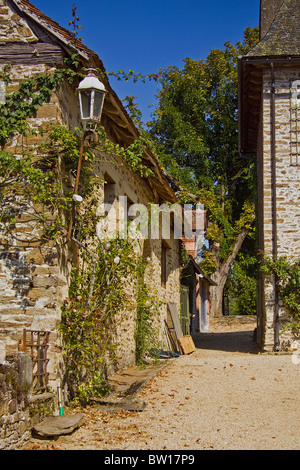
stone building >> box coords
[0,0,182,445]
[238,0,300,351]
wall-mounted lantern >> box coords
[77,69,106,130]
[67,69,106,242]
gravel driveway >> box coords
[25,319,300,451]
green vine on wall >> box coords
[0,59,80,147]
[60,234,142,404]
[135,261,161,365]
[0,58,160,404]
[261,255,300,335]
[0,57,155,242]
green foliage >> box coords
[198,249,217,275]
[225,250,258,315]
[123,95,144,129]
[135,261,161,365]
[261,256,300,333]
[68,3,83,42]
[149,26,259,198]
[0,60,161,404]
[147,28,259,310]
[117,136,154,178]
[107,69,157,85]
[197,187,256,271]
[0,61,80,148]
[0,148,66,242]
[60,236,140,404]
[0,73,56,145]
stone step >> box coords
[32,414,84,439]
[90,396,147,413]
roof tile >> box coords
[247,0,300,57]
[17,0,91,53]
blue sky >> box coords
[32,0,260,122]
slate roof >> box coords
[247,0,300,57]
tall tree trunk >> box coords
[209,227,251,317]
[210,270,228,317]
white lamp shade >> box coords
[78,72,106,127]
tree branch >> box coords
[223,227,251,277]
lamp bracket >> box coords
[83,129,99,148]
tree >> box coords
[224,238,258,316]
[148,27,259,316]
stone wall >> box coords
[0,0,181,384]
[0,4,86,389]
[259,66,300,350]
[0,64,70,388]
[0,352,54,450]
[0,0,38,43]
[92,152,181,372]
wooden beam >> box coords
[113,126,135,143]
[103,100,120,115]
[104,110,129,129]
[0,42,64,65]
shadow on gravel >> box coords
[193,330,258,354]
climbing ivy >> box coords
[261,255,300,335]
[0,58,160,404]
[135,261,161,365]
[0,56,155,240]
[60,234,143,404]
[0,59,80,147]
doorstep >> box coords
[32,414,85,439]
[91,361,170,412]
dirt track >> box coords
[24,318,300,451]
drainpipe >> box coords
[270,63,280,351]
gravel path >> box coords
[25,320,300,451]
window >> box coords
[126,195,135,222]
[104,172,116,206]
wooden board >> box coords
[167,302,184,354]
[168,302,183,338]
[178,335,196,355]
[164,320,179,354]
[0,43,64,65]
